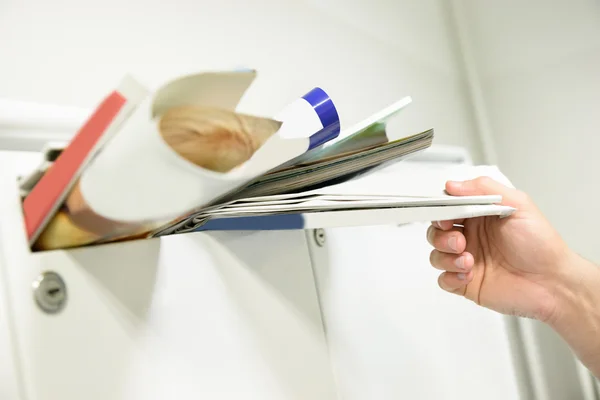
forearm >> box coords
[547,252,600,378]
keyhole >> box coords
[33,272,67,314]
[314,229,326,246]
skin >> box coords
[427,177,600,378]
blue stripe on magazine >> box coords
[193,214,305,231]
[303,87,341,150]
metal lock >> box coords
[32,271,67,314]
[313,228,326,247]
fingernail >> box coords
[457,273,467,280]
[432,221,441,229]
[454,256,465,269]
[427,227,435,244]
[448,236,458,252]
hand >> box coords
[427,177,572,321]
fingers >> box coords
[426,225,466,254]
[430,250,474,273]
[438,271,474,294]
[445,176,510,197]
[432,219,465,231]
[428,224,474,296]
[445,176,530,209]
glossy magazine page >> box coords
[23,70,340,251]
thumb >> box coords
[446,177,526,208]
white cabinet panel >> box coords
[0,151,337,400]
[0,150,42,400]
[0,249,20,400]
[309,223,520,399]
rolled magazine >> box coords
[21,70,511,252]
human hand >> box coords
[427,177,572,321]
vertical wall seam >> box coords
[444,0,499,165]
[443,2,534,400]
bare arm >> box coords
[547,252,600,377]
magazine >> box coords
[20,70,512,251]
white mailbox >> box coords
[0,100,523,400]
[0,150,338,399]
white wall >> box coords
[457,1,600,398]
[458,0,600,261]
[0,0,484,161]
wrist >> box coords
[548,251,599,325]
[545,250,600,372]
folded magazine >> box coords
[20,70,513,251]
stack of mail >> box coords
[19,70,512,251]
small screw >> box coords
[32,271,67,314]
[314,229,326,247]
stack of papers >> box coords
[19,70,513,251]
[225,129,433,200]
[152,162,514,236]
